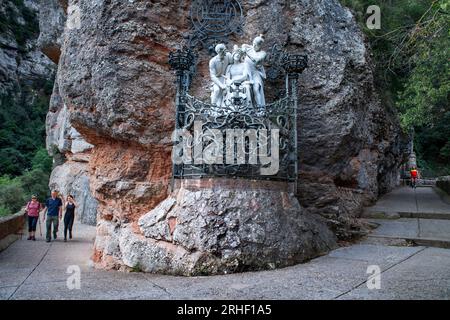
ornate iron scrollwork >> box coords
[168,1,308,183]
[169,47,307,182]
[265,44,289,81]
[265,44,308,81]
[168,48,196,71]
[283,54,308,75]
[168,47,197,92]
[173,93,297,181]
[188,0,244,52]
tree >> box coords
[19,168,51,203]
[342,0,450,176]
[31,147,53,173]
[0,176,26,215]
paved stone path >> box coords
[363,186,450,248]
[364,186,450,219]
[1,186,450,300]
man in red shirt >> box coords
[410,167,419,188]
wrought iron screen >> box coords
[169,46,307,182]
[173,95,296,181]
[168,0,308,182]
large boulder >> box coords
[94,179,336,275]
[46,0,406,272]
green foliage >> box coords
[0,167,51,216]
[414,111,450,175]
[341,0,450,176]
[0,148,27,177]
[0,1,54,216]
[393,0,450,128]
[0,206,11,217]
[19,168,51,203]
[341,0,432,79]
[0,81,53,177]
[130,263,143,272]
[0,176,26,215]
[0,133,52,216]
[31,147,53,173]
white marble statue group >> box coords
[209,35,267,110]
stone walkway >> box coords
[363,186,450,248]
[364,186,450,219]
[1,187,450,300]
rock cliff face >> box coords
[39,0,98,225]
[0,0,54,96]
[282,1,406,236]
[0,0,96,224]
[37,0,65,64]
[43,0,406,272]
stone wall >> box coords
[0,212,25,251]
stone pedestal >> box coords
[99,178,336,275]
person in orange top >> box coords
[410,167,419,188]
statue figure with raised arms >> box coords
[242,35,267,108]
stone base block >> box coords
[94,178,337,275]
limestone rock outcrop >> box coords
[289,1,406,224]
[40,0,98,225]
[43,0,407,272]
[0,0,54,96]
[95,179,336,275]
[37,0,66,63]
